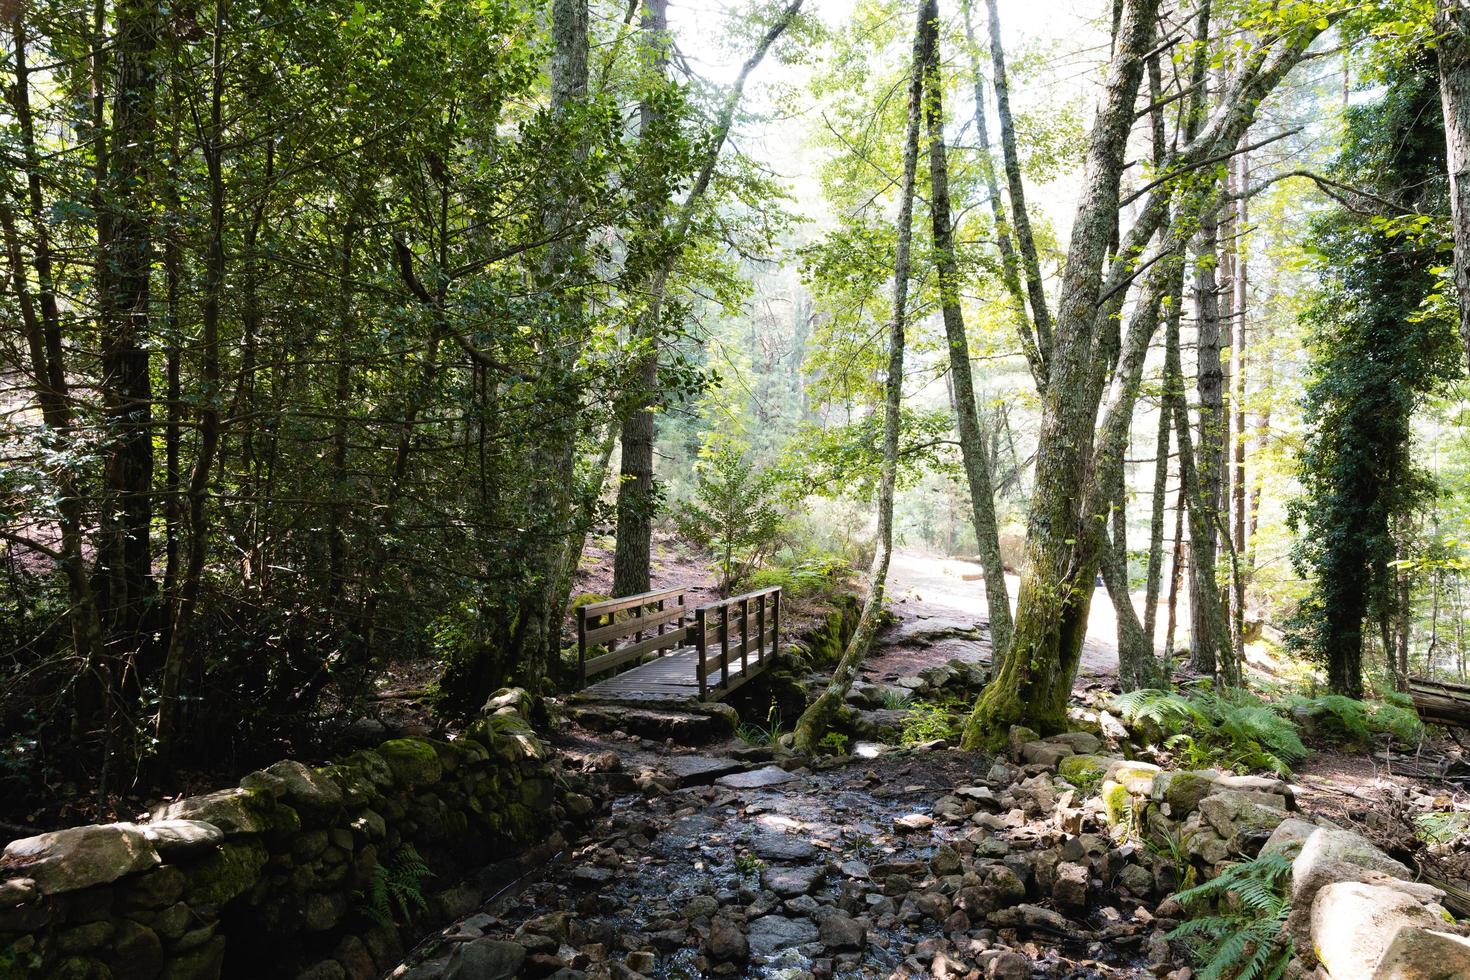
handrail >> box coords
[576,587,689,687]
[693,587,781,699]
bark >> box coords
[1438,0,1470,377]
[1231,146,1248,664]
[792,0,927,753]
[982,0,1053,363]
[1189,200,1226,678]
[155,0,229,761]
[98,0,160,637]
[963,0,1163,747]
[611,0,806,597]
[960,0,1044,386]
[925,15,1014,659]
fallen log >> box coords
[1409,676,1470,731]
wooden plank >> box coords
[585,604,688,645]
[580,587,686,618]
[581,633,689,678]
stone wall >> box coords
[0,691,596,980]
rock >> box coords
[1197,790,1288,848]
[1261,818,1319,857]
[259,760,344,811]
[762,864,824,898]
[378,738,443,788]
[0,878,36,907]
[1291,826,1414,909]
[1105,760,1162,796]
[987,950,1031,980]
[747,915,818,957]
[1151,771,1221,815]
[109,919,162,980]
[815,908,865,951]
[296,960,346,980]
[1213,773,1294,806]
[161,935,225,980]
[752,834,817,862]
[1020,741,1073,767]
[445,939,528,980]
[1311,882,1444,980]
[1007,726,1040,758]
[624,951,656,973]
[1117,862,1154,897]
[893,813,934,833]
[484,687,534,718]
[1047,731,1102,754]
[157,788,282,836]
[714,766,794,790]
[930,844,962,877]
[707,916,749,962]
[1374,926,1470,979]
[1058,754,1110,787]
[0,824,159,895]
[138,820,223,859]
[1052,862,1089,910]
[956,785,1000,809]
[661,756,744,787]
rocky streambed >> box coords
[389,729,1179,980]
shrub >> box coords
[899,699,960,745]
[1113,683,1308,776]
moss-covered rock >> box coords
[377,739,442,789]
[1104,759,1161,796]
[1101,780,1133,826]
[1057,754,1110,789]
[1151,770,1220,815]
[0,825,160,896]
[182,839,267,908]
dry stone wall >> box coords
[0,690,595,980]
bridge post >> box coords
[695,606,708,700]
[576,604,588,688]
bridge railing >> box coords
[575,586,690,687]
[693,586,781,700]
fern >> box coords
[1114,688,1210,731]
[358,844,434,928]
[1170,851,1294,980]
[1113,685,1307,775]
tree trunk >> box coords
[962,0,1163,747]
[98,0,160,642]
[792,0,927,753]
[1438,0,1470,377]
[1231,145,1249,666]
[1189,200,1226,677]
[925,16,1014,659]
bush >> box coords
[1113,682,1308,776]
[899,699,960,745]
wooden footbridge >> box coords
[571,585,781,704]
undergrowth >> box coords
[898,699,961,746]
[358,844,433,928]
[1169,850,1294,980]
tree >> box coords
[674,443,784,596]
[1289,59,1461,698]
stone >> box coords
[58,920,115,954]
[1197,790,1288,846]
[1312,882,1444,980]
[1214,773,1294,806]
[752,834,817,862]
[1374,927,1470,979]
[747,915,818,957]
[161,935,225,980]
[182,839,268,907]
[893,813,934,833]
[956,785,1000,809]
[297,960,347,980]
[706,916,749,962]
[304,890,349,931]
[1046,731,1103,754]
[930,844,962,877]
[0,824,159,895]
[661,756,744,787]
[761,864,823,898]
[379,738,444,788]
[445,939,528,980]
[157,788,282,836]
[1020,741,1073,767]
[261,760,344,811]
[1104,760,1162,796]
[815,908,865,951]
[1057,754,1110,787]
[108,920,162,980]
[138,821,224,860]
[1052,862,1089,910]
[714,766,794,790]
[1151,771,1221,815]
[0,877,37,907]
[624,951,656,973]
[1007,726,1040,758]
[987,950,1031,980]
[1291,827,1414,908]
[1262,818,1319,857]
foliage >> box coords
[1285,694,1424,747]
[736,707,786,746]
[1287,56,1462,693]
[899,699,961,746]
[817,731,850,755]
[674,442,786,596]
[357,845,433,929]
[880,688,914,710]
[1112,684,1308,776]
[1169,850,1295,980]
[734,853,766,877]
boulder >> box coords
[1046,731,1103,755]
[714,766,794,790]
[378,739,443,788]
[1058,754,1110,787]
[814,908,865,951]
[1052,862,1089,910]
[138,820,223,859]
[1291,827,1414,908]
[1020,741,1073,768]
[1261,818,1319,857]
[1311,882,1444,980]
[445,939,528,980]
[0,824,159,895]
[1104,760,1161,796]
[1150,771,1221,815]
[1197,790,1289,848]
[157,787,286,836]
[259,760,344,811]
[706,916,748,962]
[1374,926,1470,979]
[760,865,823,898]
[747,915,818,957]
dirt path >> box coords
[863,551,1121,684]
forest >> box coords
[4,0,1470,978]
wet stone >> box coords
[661,756,745,788]
[752,834,817,863]
[761,864,824,898]
[747,914,819,957]
[714,766,796,791]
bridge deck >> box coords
[575,645,756,704]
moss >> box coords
[378,739,443,789]
[183,839,268,907]
[1058,754,1109,791]
[1155,771,1217,814]
[1102,780,1133,826]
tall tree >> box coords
[1438,0,1470,375]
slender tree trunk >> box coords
[982,0,1053,361]
[1189,201,1226,677]
[963,0,1163,746]
[792,0,928,753]
[925,14,1014,659]
[155,0,229,763]
[1141,45,1171,655]
[960,0,1044,385]
[1231,146,1249,664]
[1438,0,1470,377]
